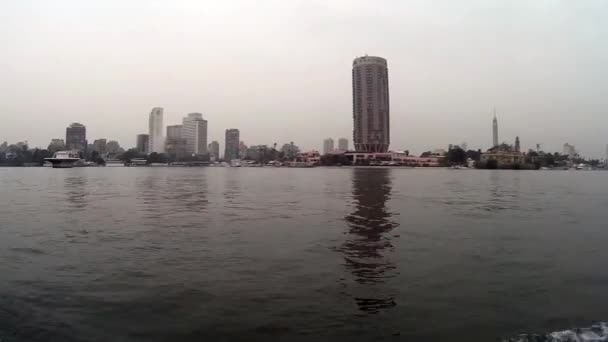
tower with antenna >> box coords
[492,108,499,148]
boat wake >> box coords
[503,322,608,341]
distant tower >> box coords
[182,113,208,155]
[492,110,499,147]
[515,136,520,152]
[66,123,87,152]
[136,134,149,154]
[148,107,164,153]
[338,138,349,151]
[323,138,335,155]
[224,129,240,161]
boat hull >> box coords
[45,158,80,168]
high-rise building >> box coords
[281,142,299,160]
[208,141,220,160]
[239,141,248,159]
[47,139,66,153]
[493,112,499,147]
[66,123,87,152]
[106,140,121,154]
[224,129,240,161]
[148,107,164,153]
[338,138,348,151]
[182,113,208,155]
[165,125,187,159]
[323,138,335,155]
[563,143,577,159]
[352,55,390,152]
[136,134,149,154]
[93,139,107,155]
[515,136,520,152]
[166,125,182,140]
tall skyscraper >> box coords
[136,134,149,154]
[66,122,87,152]
[563,143,577,158]
[166,125,186,158]
[323,138,335,155]
[224,129,240,161]
[93,139,107,154]
[352,55,390,152]
[515,136,520,152]
[106,140,121,154]
[493,111,499,147]
[239,141,248,159]
[47,139,66,153]
[166,125,182,140]
[338,138,349,151]
[182,113,208,155]
[208,141,220,160]
[148,107,164,153]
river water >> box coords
[1,167,607,341]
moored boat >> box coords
[44,151,81,168]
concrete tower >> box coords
[352,55,390,152]
[66,123,87,152]
[182,113,208,155]
[338,138,349,151]
[492,110,499,147]
[224,129,240,161]
[148,107,164,153]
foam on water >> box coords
[504,322,608,341]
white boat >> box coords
[576,163,592,171]
[44,151,81,168]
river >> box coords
[1,167,607,341]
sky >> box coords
[1,0,607,157]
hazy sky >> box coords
[1,0,607,156]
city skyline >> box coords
[2,1,608,157]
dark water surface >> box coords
[1,167,607,341]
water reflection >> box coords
[63,174,88,210]
[485,171,521,211]
[136,171,209,217]
[340,168,398,313]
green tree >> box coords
[465,149,481,161]
[120,148,143,162]
[446,147,467,165]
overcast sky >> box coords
[1,0,607,156]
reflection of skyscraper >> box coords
[64,175,88,210]
[340,168,398,313]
